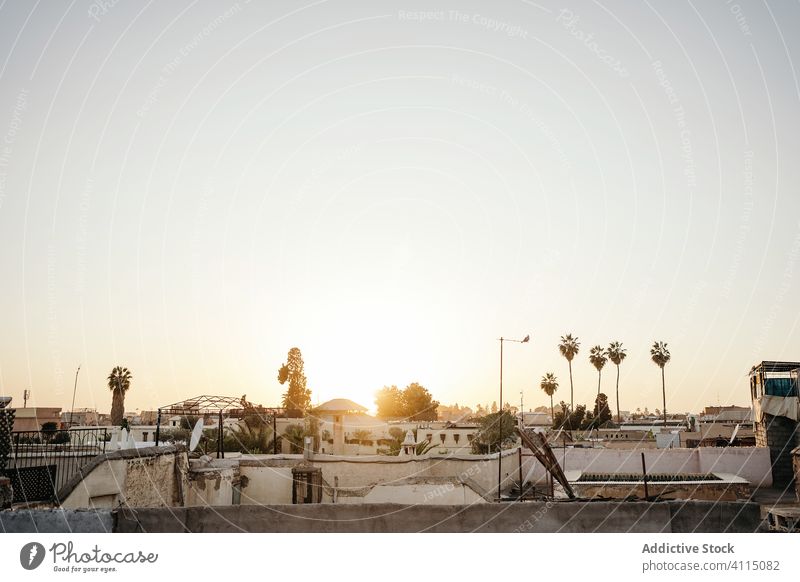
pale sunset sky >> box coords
[0,1,798,416]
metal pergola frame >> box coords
[154,395,285,457]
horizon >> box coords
[1,1,799,419]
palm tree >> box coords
[650,341,671,426]
[107,366,132,426]
[607,341,627,424]
[558,334,580,411]
[588,346,607,397]
[283,423,306,453]
[539,373,559,424]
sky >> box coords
[0,0,798,417]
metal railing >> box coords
[0,428,108,503]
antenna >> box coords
[189,417,204,452]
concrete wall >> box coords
[186,465,241,507]
[521,446,772,487]
[0,509,113,533]
[188,447,770,507]
[239,464,293,505]
[233,450,520,505]
[361,481,486,505]
[58,445,187,509]
[113,500,763,533]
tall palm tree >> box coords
[107,366,132,426]
[650,341,671,426]
[588,346,607,397]
[607,341,627,424]
[558,334,580,411]
[539,373,559,424]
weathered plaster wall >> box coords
[58,445,187,510]
[185,465,239,506]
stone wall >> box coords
[58,445,188,510]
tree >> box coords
[403,383,439,421]
[607,341,627,424]
[107,366,132,426]
[352,429,372,455]
[227,419,275,454]
[375,386,404,418]
[283,423,306,453]
[558,333,580,411]
[554,402,588,431]
[304,413,321,452]
[278,348,311,415]
[377,426,407,456]
[539,373,559,424]
[40,421,60,444]
[580,409,596,431]
[588,345,607,397]
[471,410,516,454]
[179,415,200,430]
[374,383,439,421]
[650,341,671,426]
[592,393,612,428]
[552,401,570,429]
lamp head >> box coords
[522,334,530,343]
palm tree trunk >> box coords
[661,367,667,427]
[597,370,601,396]
[110,389,124,426]
[550,394,554,425]
[568,360,574,411]
[615,364,621,424]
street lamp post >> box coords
[497,334,530,501]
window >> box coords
[440,434,446,444]
[426,434,432,442]
[454,434,460,444]
[142,432,148,442]
[467,434,474,442]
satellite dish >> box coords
[189,417,204,452]
[729,423,740,445]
